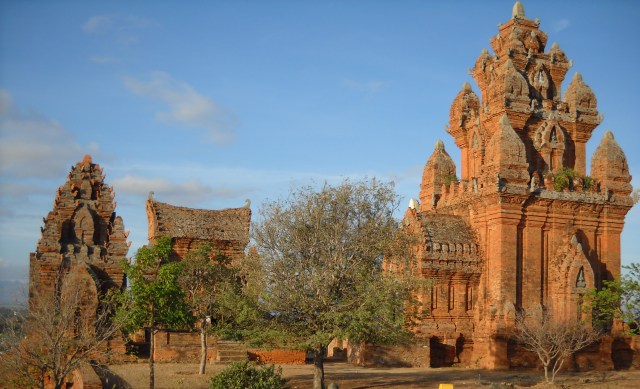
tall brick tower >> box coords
[404,2,634,368]
[29,155,129,317]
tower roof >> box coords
[147,199,251,244]
[590,130,632,196]
[564,72,597,113]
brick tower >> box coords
[404,2,634,368]
[29,155,129,317]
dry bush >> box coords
[0,271,126,389]
[513,308,601,383]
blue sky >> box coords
[1,1,639,294]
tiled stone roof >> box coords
[418,213,476,245]
[147,200,250,246]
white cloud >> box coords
[0,90,99,178]
[82,15,112,33]
[124,72,236,143]
[89,55,119,64]
[82,14,155,45]
[552,19,570,33]
[343,79,386,95]
[0,182,48,197]
[112,175,245,206]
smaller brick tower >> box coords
[146,197,250,261]
[29,155,129,316]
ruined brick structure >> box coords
[146,197,251,261]
[403,2,634,368]
[30,154,129,315]
[145,197,251,362]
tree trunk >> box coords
[149,324,155,389]
[199,318,207,375]
[313,347,325,389]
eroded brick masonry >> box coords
[401,2,633,368]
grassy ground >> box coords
[107,362,640,389]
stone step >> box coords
[217,350,248,362]
[216,340,248,362]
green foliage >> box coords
[583,175,594,190]
[123,236,192,332]
[253,178,417,351]
[584,263,640,334]
[209,361,286,389]
[552,167,575,191]
[441,173,458,186]
[178,243,266,342]
[549,168,595,192]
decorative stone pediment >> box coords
[550,233,594,292]
[532,117,566,173]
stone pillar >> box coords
[599,212,624,281]
[522,215,545,309]
[574,141,586,176]
[461,147,469,181]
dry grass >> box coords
[107,362,640,389]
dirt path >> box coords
[107,362,640,389]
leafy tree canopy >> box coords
[585,263,640,334]
[253,178,417,388]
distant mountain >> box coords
[0,280,27,307]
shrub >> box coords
[209,361,287,389]
[441,173,458,186]
[583,176,594,190]
[552,167,576,191]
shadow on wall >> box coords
[430,336,455,368]
[612,337,639,370]
[94,365,133,389]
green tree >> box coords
[585,263,640,333]
[253,178,416,389]
[124,236,192,389]
[178,243,235,375]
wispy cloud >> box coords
[552,19,570,33]
[342,79,387,95]
[124,72,236,144]
[112,175,246,206]
[82,15,112,33]
[0,90,99,179]
[89,55,119,64]
[82,14,155,45]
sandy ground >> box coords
[107,362,640,389]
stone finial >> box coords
[590,129,632,197]
[82,154,93,164]
[420,139,457,208]
[551,42,559,50]
[564,72,597,113]
[483,114,529,185]
[512,1,525,18]
[463,82,472,92]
